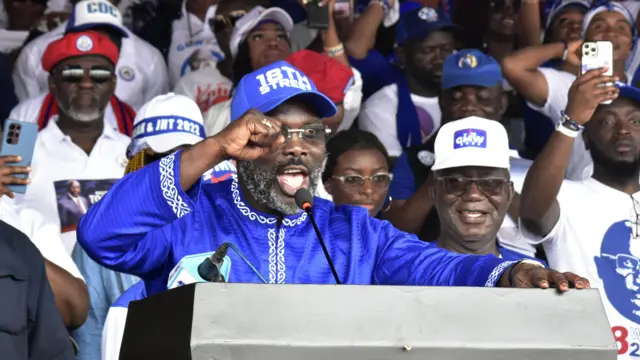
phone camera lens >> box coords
[585,51,590,56]
[8,131,14,138]
[8,124,15,130]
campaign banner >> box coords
[54,179,119,233]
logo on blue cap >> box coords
[458,54,478,69]
[255,66,313,95]
[453,129,487,149]
[418,7,439,22]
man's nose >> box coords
[282,134,308,158]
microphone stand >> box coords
[305,208,342,284]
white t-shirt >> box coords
[0,28,27,53]
[0,196,84,279]
[16,117,129,253]
[522,178,640,358]
[173,64,232,114]
[12,21,169,110]
[167,5,223,87]
[358,83,441,157]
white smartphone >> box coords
[581,41,614,105]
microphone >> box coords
[167,243,268,289]
[295,188,341,284]
[198,243,230,282]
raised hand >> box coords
[214,110,285,161]
[565,67,619,125]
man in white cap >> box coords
[429,116,545,263]
[11,0,168,111]
[71,92,236,360]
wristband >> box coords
[557,110,584,138]
[324,43,345,57]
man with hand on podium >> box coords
[77,60,589,295]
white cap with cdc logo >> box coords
[431,116,511,171]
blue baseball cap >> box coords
[396,7,459,46]
[616,82,640,103]
[230,60,338,121]
[441,49,503,90]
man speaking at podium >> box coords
[77,60,587,296]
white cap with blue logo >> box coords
[127,93,206,158]
[432,116,510,171]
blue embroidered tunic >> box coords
[77,151,518,296]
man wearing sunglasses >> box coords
[385,49,538,259]
[78,60,587,298]
[429,116,542,263]
[8,30,132,262]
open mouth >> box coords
[276,166,310,197]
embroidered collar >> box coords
[230,178,307,227]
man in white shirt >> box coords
[502,2,637,180]
[15,29,131,253]
[0,155,89,329]
[358,6,459,160]
[12,0,168,110]
[519,68,639,359]
[10,0,138,135]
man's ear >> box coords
[582,128,590,150]
[499,90,508,117]
[47,75,56,93]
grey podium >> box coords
[119,283,617,360]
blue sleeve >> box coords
[370,219,517,287]
[388,152,416,200]
[77,150,201,276]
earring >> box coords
[382,196,392,212]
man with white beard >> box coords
[13,30,131,254]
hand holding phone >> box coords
[0,120,38,197]
[0,155,31,198]
[581,41,614,105]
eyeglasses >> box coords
[281,125,331,143]
[332,173,394,191]
[58,66,113,84]
[211,10,247,33]
[436,176,510,197]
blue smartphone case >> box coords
[0,120,38,194]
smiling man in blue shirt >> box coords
[77,60,588,296]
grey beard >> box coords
[238,157,326,215]
[59,100,103,122]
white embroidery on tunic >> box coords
[268,228,277,283]
[485,261,517,287]
[159,153,191,218]
[277,228,286,283]
[230,178,307,226]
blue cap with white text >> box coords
[230,60,338,121]
[396,7,459,46]
[441,49,503,90]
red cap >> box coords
[285,50,354,104]
[42,30,119,72]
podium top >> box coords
[122,284,616,360]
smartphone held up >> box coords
[580,41,615,105]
